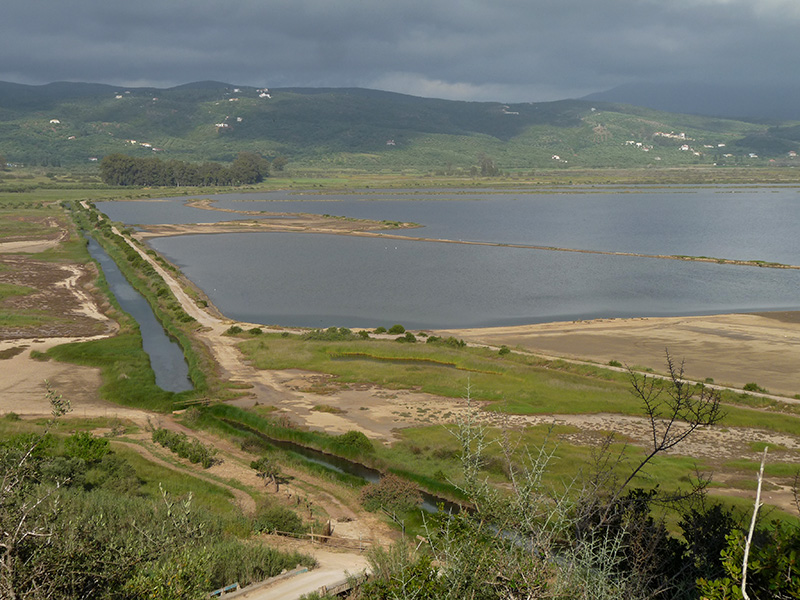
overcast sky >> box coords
[2,0,798,102]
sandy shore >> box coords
[439,312,800,397]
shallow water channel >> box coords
[224,420,460,514]
[86,237,192,393]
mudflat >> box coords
[440,311,800,397]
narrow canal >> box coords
[86,237,193,393]
[219,419,462,514]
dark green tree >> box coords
[230,152,269,184]
[478,154,499,176]
[271,155,288,171]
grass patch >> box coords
[722,460,800,478]
[237,332,634,414]
[235,332,800,439]
[0,282,36,301]
[46,333,184,412]
[110,444,241,518]
[749,441,789,453]
[0,345,27,359]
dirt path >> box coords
[5,206,800,523]
[103,223,800,515]
[112,437,258,515]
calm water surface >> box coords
[99,186,800,329]
[87,238,192,392]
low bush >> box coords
[333,430,374,454]
[252,505,306,534]
[303,327,357,341]
[359,473,422,513]
[152,428,218,468]
[743,382,768,393]
[395,332,417,343]
[64,432,110,464]
[425,336,465,348]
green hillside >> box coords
[1,81,798,171]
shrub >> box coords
[205,538,313,588]
[387,324,405,335]
[396,332,417,343]
[374,326,387,334]
[225,325,244,335]
[498,345,510,356]
[359,473,421,513]
[426,336,465,348]
[252,506,305,534]
[248,327,263,335]
[64,432,110,464]
[743,382,768,393]
[608,359,622,367]
[311,404,345,414]
[303,327,357,341]
[333,430,373,454]
[152,428,218,468]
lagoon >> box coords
[98,186,800,329]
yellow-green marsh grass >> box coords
[236,332,800,437]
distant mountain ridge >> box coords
[582,82,800,122]
[1,80,798,169]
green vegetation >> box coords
[151,428,218,468]
[0,390,313,600]
[1,82,798,174]
[62,201,224,406]
[232,331,800,436]
[47,334,181,411]
[99,151,271,186]
[359,473,422,513]
[0,282,36,301]
[743,381,769,394]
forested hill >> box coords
[1,80,799,171]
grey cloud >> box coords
[1,0,798,100]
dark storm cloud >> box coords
[2,0,798,101]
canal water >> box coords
[86,238,192,393]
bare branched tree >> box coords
[621,350,724,494]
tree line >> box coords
[99,151,272,186]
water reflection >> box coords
[86,238,192,393]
